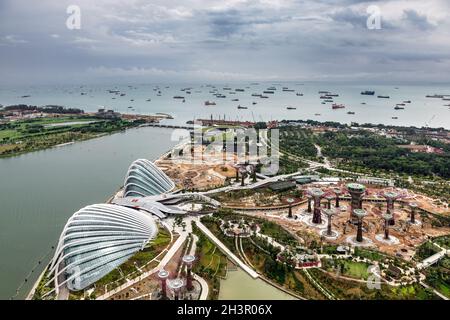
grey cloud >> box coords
[0,0,449,84]
[403,9,435,31]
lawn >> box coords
[342,260,370,279]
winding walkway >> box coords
[196,221,259,279]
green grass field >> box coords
[342,260,370,279]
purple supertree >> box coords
[380,190,407,226]
[333,188,343,208]
[381,213,393,240]
[182,255,196,291]
[307,188,325,224]
[346,183,366,222]
[157,269,169,299]
[353,209,367,243]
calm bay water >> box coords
[219,269,296,300]
[0,127,175,299]
[1,82,449,129]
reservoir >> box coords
[219,268,297,300]
[0,127,176,299]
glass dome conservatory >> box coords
[47,204,158,293]
[123,159,175,197]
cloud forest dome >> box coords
[47,204,158,294]
[123,159,175,197]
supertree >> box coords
[380,190,407,225]
[325,195,334,209]
[322,208,338,237]
[381,213,393,240]
[157,269,169,300]
[333,187,343,208]
[286,197,295,218]
[353,209,367,243]
[346,183,366,222]
[168,278,184,300]
[306,194,313,213]
[409,202,418,224]
[307,188,325,224]
[182,255,196,291]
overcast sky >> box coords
[1,0,450,84]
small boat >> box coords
[204,100,216,106]
[252,102,257,105]
[324,99,333,103]
[173,96,184,99]
[318,91,329,94]
[237,105,248,109]
[286,106,296,110]
[426,94,444,98]
[235,89,245,92]
[128,106,133,108]
[361,102,366,105]
[361,90,375,95]
[182,99,185,103]
[314,113,321,116]
[282,89,295,92]
[263,90,274,94]
[392,116,398,119]
[296,93,304,96]
[327,94,339,97]
[232,99,239,101]
[403,100,411,103]
[252,93,262,97]
[120,93,126,96]
[394,106,405,110]
[130,99,134,101]
[146,99,151,101]
[260,95,269,98]
[21,95,31,98]
[332,103,345,109]
[377,95,390,99]
[396,103,406,106]
[347,111,355,114]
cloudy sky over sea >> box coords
[1,0,450,84]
